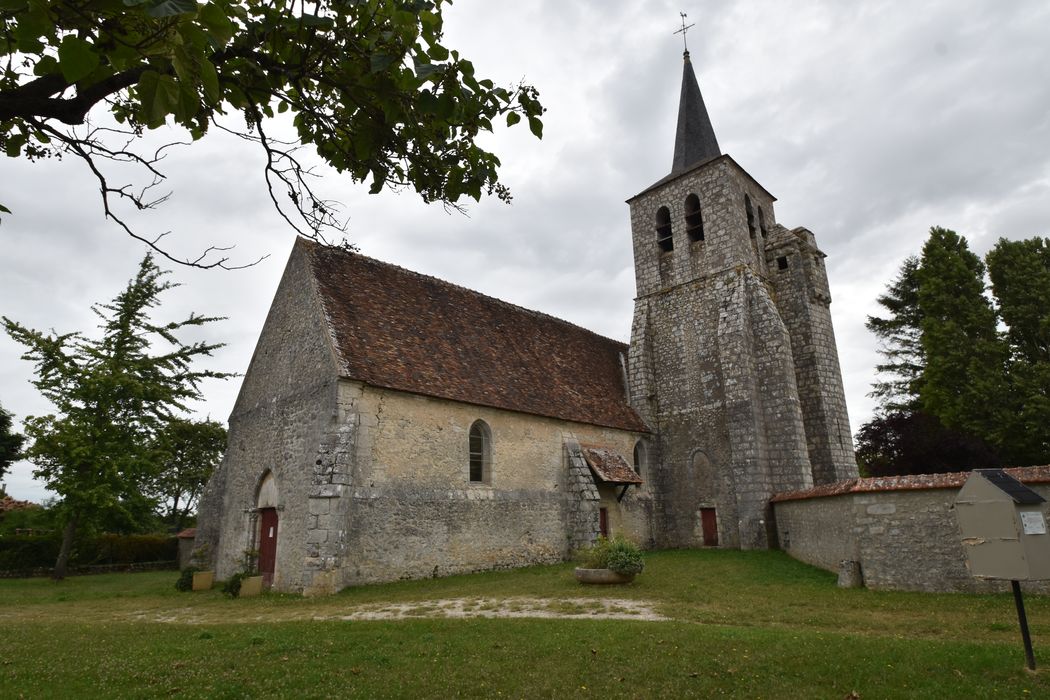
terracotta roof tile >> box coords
[771,465,1050,503]
[302,239,649,433]
[581,446,643,484]
[0,496,38,513]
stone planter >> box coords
[239,575,264,597]
[192,570,214,591]
[574,567,635,584]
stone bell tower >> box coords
[627,50,857,550]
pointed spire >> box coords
[672,50,721,173]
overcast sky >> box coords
[3,0,1049,501]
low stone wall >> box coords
[772,467,1050,593]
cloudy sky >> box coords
[3,0,1049,501]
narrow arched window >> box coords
[758,206,768,238]
[633,440,647,476]
[685,194,704,242]
[655,206,673,252]
[744,195,757,239]
[468,420,491,483]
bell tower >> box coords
[627,49,856,549]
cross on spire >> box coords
[674,11,695,53]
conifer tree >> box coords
[915,227,1005,441]
[986,237,1050,465]
[2,255,231,578]
[865,256,923,411]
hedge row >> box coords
[0,534,177,571]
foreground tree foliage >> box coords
[0,0,544,267]
[0,400,25,486]
[148,417,226,530]
[2,255,231,578]
[861,228,1050,475]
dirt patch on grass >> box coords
[129,597,667,624]
[320,597,667,622]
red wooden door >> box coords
[599,507,609,537]
[258,507,278,586]
[700,508,718,546]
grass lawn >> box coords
[2,549,1048,698]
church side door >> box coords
[700,508,718,546]
[258,507,279,586]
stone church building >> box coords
[196,50,857,595]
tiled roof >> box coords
[0,496,38,513]
[302,239,649,433]
[771,465,1050,503]
[581,446,643,485]
[176,528,197,539]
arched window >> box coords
[468,420,491,483]
[655,206,673,252]
[744,195,757,239]
[758,206,768,238]
[685,194,704,242]
[633,440,647,476]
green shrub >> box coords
[605,537,645,576]
[576,535,645,576]
[175,568,197,592]
[222,572,245,598]
[0,533,177,572]
[0,534,61,570]
[90,534,177,565]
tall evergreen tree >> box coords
[3,256,231,578]
[987,237,1050,465]
[865,256,924,411]
[915,227,1005,441]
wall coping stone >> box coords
[771,465,1050,503]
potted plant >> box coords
[222,548,263,598]
[574,534,645,584]
[238,548,264,597]
[187,544,214,591]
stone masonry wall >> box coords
[330,385,654,591]
[196,241,344,592]
[774,484,1050,593]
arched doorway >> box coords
[256,472,279,587]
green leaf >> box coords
[199,2,235,44]
[137,71,180,128]
[527,116,543,139]
[0,203,11,214]
[414,63,439,80]
[199,59,220,104]
[33,55,59,77]
[58,36,101,84]
[370,54,397,73]
[298,14,334,29]
[505,112,520,127]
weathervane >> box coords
[674,11,695,52]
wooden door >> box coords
[599,507,609,537]
[258,507,278,586]
[700,508,718,547]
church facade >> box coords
[195,51,856,595]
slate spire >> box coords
[672,50,720,173]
